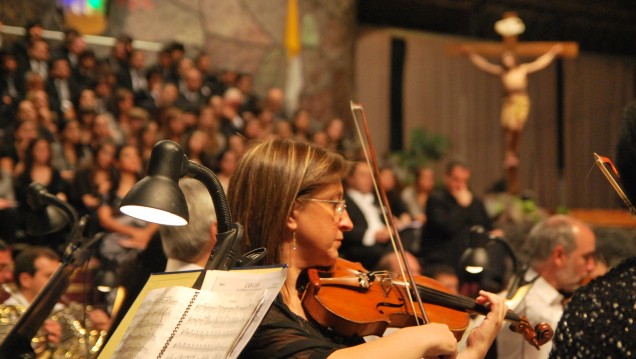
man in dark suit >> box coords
[117,49,147,93]
[45,57,80,121]
[342,161,421,273]
[17,39,49,82]
[341,161,392,270]
[0,50,25,126]
[421,160,494,269]
[175,67,212,111]
[12,20,44,68]
[51,28,85,70]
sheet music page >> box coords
[201,267,288,358]
[111,286,265,359]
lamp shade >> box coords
[120,140,190,226]
[25,205,70,236]
[120,175,189,226]
[94,268,119,293]
[459,247,490,274]
[459,225,489,274]
[25,182,72,236]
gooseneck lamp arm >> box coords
[185,160,245,288]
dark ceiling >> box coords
[357,0,636,57]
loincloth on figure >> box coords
[501,93,530,132]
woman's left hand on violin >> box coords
[458,290,507,359]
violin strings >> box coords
[415,284,520,322]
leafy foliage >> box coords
[388,128,451,185]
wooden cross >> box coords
[446,12,579,59]
[446,12,578,195]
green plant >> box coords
[388,128,451,185]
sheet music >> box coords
[111,286,265,359]
[201,267,288,358]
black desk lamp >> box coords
[459,225,526,298]
[119,140,265,289]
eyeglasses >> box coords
[297,198,347,220]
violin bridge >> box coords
[379,275,393,296]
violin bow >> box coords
[349,101,430,325]
[593,153,636,216]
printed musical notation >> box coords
[108,267,287,359]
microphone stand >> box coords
[0,184,99,359]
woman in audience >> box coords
[136,120,161,168]
[184,129,214,169]
[74,141,117,234]
[162,107,186,144]
[14,137,68,248]
[1,120,39,176]
[92,113,123,148]
[214,148,239,194]
[400,167,435,224]
[197,105,225,157]
[14,137,67,200]
[26,89,57,136]
[51,119,93,183]
[97,145,159,267]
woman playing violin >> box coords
[230,139,508,359]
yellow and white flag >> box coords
[284,0,303,114]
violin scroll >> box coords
[509,317,554,350]
[534,322,555,346]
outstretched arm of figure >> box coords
[461,46,502,76]
[524,43,564,74]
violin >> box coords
[338,102,552,350]
[298,258,554,349]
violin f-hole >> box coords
[376,300,406,314]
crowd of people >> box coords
[0,22,352,250]
[0,23,355,356]
[0,21,633,359]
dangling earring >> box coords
[292,232,297,251]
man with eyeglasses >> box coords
[342,162,418,272]
[497,215,596,359]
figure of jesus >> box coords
[462,44,563,170]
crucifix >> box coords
[447,12,578,195]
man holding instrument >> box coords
[1,246,62,356]
[550,100,636,358]
[497,215,596,358]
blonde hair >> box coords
[228,139,349,265]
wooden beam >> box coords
[445,41,578,58]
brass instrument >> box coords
[0,299,106,358]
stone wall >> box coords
[1,0,356,124]
[109,0,357,124]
